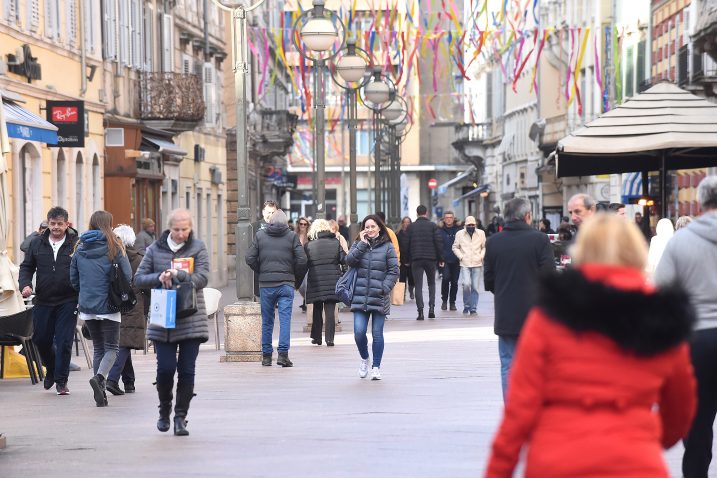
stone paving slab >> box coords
[0,280,713,477]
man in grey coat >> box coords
[655,176,717,478]
[247,209,307,367]
[134,218,156,254]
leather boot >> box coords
[262,353,272,366]
[277,352,293,367]
[428,307,436,319]
[416,309,424,321]
[173,381,195,436]
[156,376,174,433]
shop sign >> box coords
[46,100,85,147]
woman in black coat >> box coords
[396,216,414,300]
[346,215,399,381]
[305,219,345,347]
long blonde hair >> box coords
[571,213,647,270]
[308,219,332,240]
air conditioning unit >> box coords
[210,166,222,185]
[193,144,205,162]
[105,128,125,147]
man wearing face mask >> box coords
[452,216,486,315]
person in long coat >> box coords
[105,225,146,396]
[305,219,345,347]
[135,209,209,437]
[346,215,399,381]
[485,214,696,478]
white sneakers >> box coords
[358,359,369,378]
[371,367,381,381]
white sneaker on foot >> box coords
[371,367,381,380]
[358,359,369,378]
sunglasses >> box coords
[299,222,308,226]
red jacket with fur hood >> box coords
[485,264,696,478]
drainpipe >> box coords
[80,0,87,96]
[204,0,210,62]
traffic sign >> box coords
[428,178,438,189]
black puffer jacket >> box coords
[246,222,307,287]
[135,231,210,344]
[346,234,399,315]
[19,229,79,306]
[304,231,345,304]
[396,229,410,265]
[407,217,444,262]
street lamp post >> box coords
[329,38,371,240]
[211,0,266,302]
[381,96,408,227]
[292,0,346,220]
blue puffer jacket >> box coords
[70,230,132,315]
[346,234,399,315]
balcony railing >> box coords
[454,122,492,143]
[251,110,298,157]
[139,72,205,123]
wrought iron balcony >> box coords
[251,110,298,157]
[139,72,205,125]
[453,122,492,144]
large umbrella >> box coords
[555,82,717,216]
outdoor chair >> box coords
[0,308,44,385]
[203,287,222,350]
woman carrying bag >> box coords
[70,211,132,407]
[346,215,399,380]
[135,209,210,436]
[305,219,345,347]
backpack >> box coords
[107,259,137,313]
[335,266,357,307]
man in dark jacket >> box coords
[407,205,444,320]
[439,211,461,311]
[251,200,279,299]
[19,207,79,395]
[484,198,554,400]
[247,209,307,367]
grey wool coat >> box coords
[135,230,209,344]
[346,234,399,315]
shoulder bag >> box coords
[108,260,137,314]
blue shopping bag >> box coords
[149,289,177,329]
[335,267,357,307]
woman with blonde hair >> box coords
[328,219,349,253]
[675,215,693,230]
[486,214,696,478]
[70,211,132,407]
[305,219,345,346]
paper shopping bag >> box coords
[149,289,177,329]
[391,281,405,306]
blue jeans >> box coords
[498,335,518,402]
[154,339,201,386]
[353,310,386,368]
[107,347,135,384]
[31,301,78,385]
[84,319,120,379]
[460,266,482,312]
[260,285,295,354]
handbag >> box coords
[107,260,137,314]
[174,282,198,319]
[391,281,405,306]
[335,267,358,307]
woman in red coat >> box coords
[485,214,697,478]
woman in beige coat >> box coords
[451,216,486,315]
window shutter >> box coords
[161,13,173,72]
[27,0,39,31]
[182,54,191,75]
[67,0,77,48]
[132,0,142,68]
[204,62,215,125]
[6,0,17,24]
[83,0,93,53]
[45,0,54,38]
[143,3,152,71]
[119,0,128,66]
[103,0,116,60]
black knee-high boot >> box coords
[173,381,195,436]
[156,376,174,432]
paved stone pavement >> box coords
[0,279,710,477]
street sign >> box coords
[428,178,438,189]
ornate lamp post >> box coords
[211,0,266,302]
[359,66,395,213]
[329,37,371,239]
[381,96,409,228]
[292,0,346,219]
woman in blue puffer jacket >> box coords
[346,215,399,381]
[70,210,132,407]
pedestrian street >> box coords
[0,281,711,477]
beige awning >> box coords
[556,82,717,177]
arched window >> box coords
[56,149,67,207]
[92,154,101,211]
[75,152,85,231]
[14,143,42,261]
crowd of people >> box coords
[14,174,717,477]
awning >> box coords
[436,166,476,195]
[1,99,58,145]
[451,184,489,207]
[142,135,187,156]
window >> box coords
[92,154,101,211]
[119,0,129,65]
[4,0,19,24]
[161,13,174,72]
[27,0,40,32]
[204,62,216,125]
[130,0,142,68]
[356,129,370,156]
[45,0,60,41]
[56,149,67,206]
[83,0,95,53]
[143,3,153,70]
[625,45,635,98]
[66,0,77,48]
[103,0,117,61]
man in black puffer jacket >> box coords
[247,209,307,367]
[407,205,444,320]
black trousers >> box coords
[310,301,337,344]
[411,260,436,311]
[399,264,414,290]
[441,262,460,304]
[32,301,78,385]
[683,328,717,478]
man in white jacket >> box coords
[451,216,486,315]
